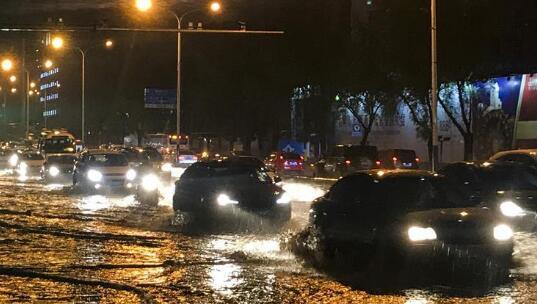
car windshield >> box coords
[380,176,469,211]
[394,150,417,162]
[86,154,128,167]
[47,155,76,164]
[479,166,537,191]
[22,153,44,161]
[182,162,270,182]
[141,150,163,162]
[281,152,301,160]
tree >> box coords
[438,80,477,160]
[400,88,434,161]
[339,90,395,146]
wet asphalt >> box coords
[0,173,536,303]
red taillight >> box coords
[300,156,304,160]
[375,160,381,166]
[345,160,351,165]
[392,157,398,162]
[415,157,420,162]
[279,156,284,160]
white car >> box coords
[73,150,137,192]
[17,151,45,177]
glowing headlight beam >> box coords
[500,201,525,217]
[126,169,137,181]
[8,154,18,167]
[87,169,103,182]
[49,166,60,177]
[161,162,173,172]
[217,194,238,207]
[142,174,159,192]
[493,224,513,241]
[408,226,437,242]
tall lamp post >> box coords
[50,37,113,143]
[135,0,222,138]
[431,0,439,171]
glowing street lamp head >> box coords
[1,59,13,72]
[44,60,53,69]
[30,82,36,88]
[51,36,64,49]
[10,88,17,94]
[9,75,16,83]
[28,90,34,96]
[105,40,113,48]
[210,1,222,13]
[135,0,152,12]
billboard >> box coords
[144,88,176,109]
[514,74,537,147]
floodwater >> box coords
[0,173,536,303]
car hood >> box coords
[405,207,499,225]
[88,166,129,174]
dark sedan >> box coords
[440,161,537,228]
[300,170,513,270]
[173,159,291,227]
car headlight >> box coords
[142,174,159,192]
[500,201,525,217]
[8,154,18,167]
[276,192,291,204]
[87,169,103,182]
[126,169,137,181]
[216,193,239,207]
[49,166,60,177]
[408,226,437,242]
[493,224,513,241]
[161,162,173,172]
[18,162,28,175]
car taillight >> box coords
[375,160,381,166]
[415,157,420,162]
[345,160,351,165]
[193,156,198,161]
[392,157,398,162]
[284,161,289,165]
[279,156,284,160]
[300,156,304,160]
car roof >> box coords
[355,169,438,179]
[491,149,537,158]
[47,153,77,157]
[84,150,123,155]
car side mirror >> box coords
[273,176,282,183]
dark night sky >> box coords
[1,0,537,144]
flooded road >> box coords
[0,174,537,303]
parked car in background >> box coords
[378,149,420,169]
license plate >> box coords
[289,161,298,166]
[403,163,413,167]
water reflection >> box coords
[209,263,243,295]
[281,182,325,202]
[77,195,138,212]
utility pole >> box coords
[431,0,439,171]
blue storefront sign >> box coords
[144,88,177,109]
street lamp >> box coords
[51,36,64,50]
[44,60,53,69]
[9,75,16,83]
[30,82,35,89]
[135,0,222,139]
[1,59,13,72]
[135,0,152,12]
[10,88,16,94]
[50,38,114,143]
